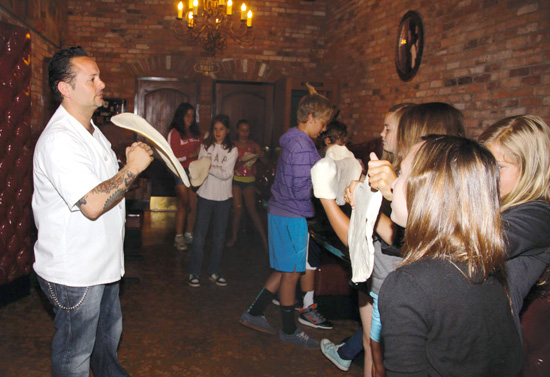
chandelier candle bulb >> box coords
[247,10,252,27]
[188,0,193,9]
[187,11,194,27]
[241,3,246,21]
[193,0,198,15]
[177,1,184,19]
[227,0,232,15]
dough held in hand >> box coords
[311,144,363,205]
[189,156,211,187]
[311,158,338,200]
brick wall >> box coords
[62,0,330,129]
[5,1,550,142]
[325,0,550,142]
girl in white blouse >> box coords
[187,114,238,288]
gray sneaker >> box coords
[174,234,188,251]
[279,328,319,348]
[239,311,276,335]
[298,304,334,329]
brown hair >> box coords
[402,135,507,286]
[203,114,233,151]
[296,83,335,124]
[394,102,465,170]
[479,115,550,211]
[321,120,349,145]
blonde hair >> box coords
[380,103,415,165]
[479,115,550,211]
[296,83,335,124]
[394,102,465,170]
[403,136,507,285]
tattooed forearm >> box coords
[78,166,139,219]
[103,189,126,212]
[76,195,88,209]
[93,167,137,194]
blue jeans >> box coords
[339,327,364,360]
[188,197,232,276]
[38,276,129,377]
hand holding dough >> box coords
[189,157,211,187]
[367,152,397,201]
[111,113,190,187]
[241,152,259,169]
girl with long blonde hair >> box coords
[479,115,550,318]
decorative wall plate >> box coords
[395,11,424,82]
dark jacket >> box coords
[503,200,550,317]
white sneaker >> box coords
[184,232,193,245]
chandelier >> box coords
[171,0,254,55]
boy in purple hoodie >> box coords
[239,86,335,347]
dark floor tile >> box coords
[0,211,362,376]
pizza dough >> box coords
[188,156,211,187]
[240,152,259,168]
[348,180,383,283]
[311,144,363,205]
[110,113,190,187]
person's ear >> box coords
[307,113,315,123]
[58,81,72,99]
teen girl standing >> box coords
[187,114,238,288]
[320,103,412,375]
[167,103,202,251]
[226,119,269,252]
[479,115,550,321]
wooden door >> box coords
[135,78,199,137]
[135,78,199,199]
[214,81,274,149]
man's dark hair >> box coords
[48,46,88,102]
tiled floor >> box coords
[0,211,363,376]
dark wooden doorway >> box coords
[213,81,274,150]
[135,78,199,138]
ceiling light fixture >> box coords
[171,0,254,55]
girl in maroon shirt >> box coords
[167,102,202,251]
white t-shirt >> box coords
[197,143,238,201]
[32,105,126,287]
